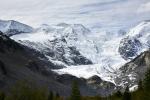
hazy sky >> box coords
[0,0,150,31]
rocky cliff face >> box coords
[118,20,150,60]
[118,36,142,60]
[115,50,150,90]
[19,38,92,66]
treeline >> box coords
[1,69,150,100]
[0,81,63,100]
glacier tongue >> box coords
[53,61,126,84]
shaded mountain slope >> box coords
[0,31,71,95]
[115,50,150,90]
[0,31,116,96]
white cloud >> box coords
[0,0,150,31]
[138,2,150,13]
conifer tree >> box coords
[5,81,48,100]
[0,92,5,100]
[122,86,131,100]
[138,79,143,91]
[55,92,60,100]
[56,93,60,98]
[48,91,53,100]
[70,80,81,100]
[143,69,150,100]
[114,90,122,98]
[143,69,150,92]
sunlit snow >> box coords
[11,21,150,83]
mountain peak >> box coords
[128,20,150,36]
[0,20,33,36]
[57,23,70,27]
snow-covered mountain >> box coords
[11,22,126,67]
[119,20,150,60]
[127,20,150,48]
[3,20,149,88]
[10,22,126,83]
[11,23,93,66]
[0,20,33,36]
[53,21,150,85]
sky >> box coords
[0,0,150,32]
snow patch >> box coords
[130,85,138,92]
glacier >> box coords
[10,20,150,84]
[11,22,127,83]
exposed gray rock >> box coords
[118,36,142,60]
[20,38,92,66]
[115,50,150,90]
[87,75,117,96]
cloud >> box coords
[0,0,150,31]
[137,2,150,13]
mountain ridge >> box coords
[0,19,150,95]
[0,31,117,96]
[0,20,33,36]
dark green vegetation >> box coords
[0,81,64,100]
[81,68,150,100]
[82,69,150,100]
[70,81,81,100]
[69,68,150,100]
[0,68,150,100]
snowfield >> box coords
[10,20,150,85]
[53,62,126,84]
